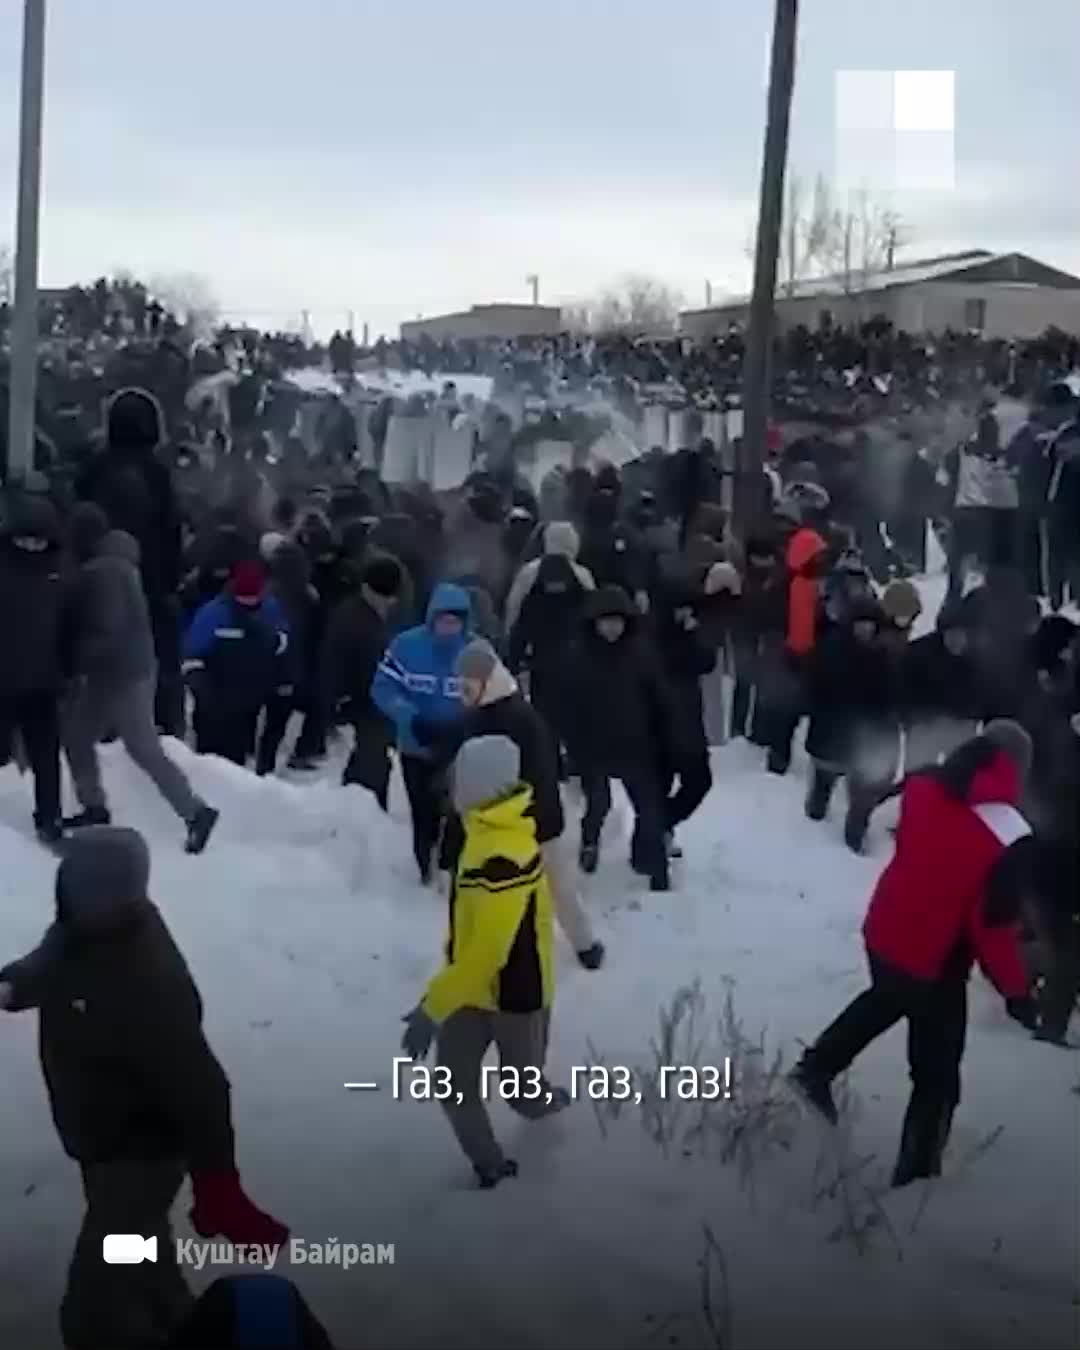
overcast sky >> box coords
[1,0,1077,336]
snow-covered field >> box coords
[1,566,1077,1349]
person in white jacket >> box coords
[503,521,595,636]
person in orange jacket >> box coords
[764,483,831,775]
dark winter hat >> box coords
[849,596,885,627]
[361,555,403,599]
[4,494,60,544]
[983,719,1033,782]
[587,584,635,622]
[230,560,267,604]
[881,579,923,626]
[105,387,164,453]
[55,827,151,934]
[456,638,500,683]
[68,501,110,561]
[744,533,779,563]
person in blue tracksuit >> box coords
[372,581,472,881]
[183,561,291,768]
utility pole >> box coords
[526,273,539,306]
[6,0,47,485]
[738,0,798,533]
[705,280,713,307]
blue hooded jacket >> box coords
[371,582,472,757]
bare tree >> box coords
[766,174,911,297]
[148,271,220,336]
[571,274,686,335]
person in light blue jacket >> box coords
[372,582,472,882]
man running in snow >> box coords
[371,582,472,882]
[0,828,287,1350]
[62,504,219,854]
[790,722,1039,1187]
[400,736,569,1188]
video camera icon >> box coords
[102,1234,158,1264]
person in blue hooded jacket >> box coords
[372,581,472,881]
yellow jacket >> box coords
[422,785,554,1022]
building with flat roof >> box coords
[400,303,562,343]
[681,251,1080,340]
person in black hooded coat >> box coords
[0,494,66,842]
[578,483,650,610]
[77,388,185,736]
[805,599,900,851]
[561,586,675,890]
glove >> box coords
[1005,996,1039,1032]
[577,942,605,971]
[401,1006,437,1060]
[412,715,458,750]
[190,1170,289,1248]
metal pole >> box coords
[737,0,797,533]
[6,0,47,484]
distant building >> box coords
[400,303,562,343]
[681,251,1080,341]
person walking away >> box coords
[258,540,322,773]
[371,582,472,882]
[62,506,219,854]
[790,724,1039,1186]
[183,561,290,770]
[0,496,66,845]
[652,553,739,853]
[77,388,186,736]
[729,534,786,744]
[399,736,570,1189]
[448,640,604,967]
[902,600,983,772]
[804,598,899,853]
[563,586,675,891]
[321,556,404,808]
[764,484,831,775]
[0,828,288,1350]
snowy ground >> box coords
[286,366,495,403]
[1,577,1078,1349]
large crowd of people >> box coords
[1,296,1079,1347]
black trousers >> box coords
[808,952,967,1183]
[581,765,668,884]
[401,753,448,877]
[60,1157,190,1350]
[663,750,712,831]
[192,697,260,766]
[342,717,393,811]
[150,600,185,738]
[0,690,62,827]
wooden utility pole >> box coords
[6,0,47,484]
[737,0,798,532]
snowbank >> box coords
[286,367,495,403]
[0,729,1077,1349]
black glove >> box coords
[577,942,605,971]
[1005,995,1039,1031]
[412,715,459,751]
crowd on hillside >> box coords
[1,316,1079,1345]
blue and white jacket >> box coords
[183,592,290,702]
[371,582,472,758]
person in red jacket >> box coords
[790,721,1039,1187]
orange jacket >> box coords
[785,527,827,656]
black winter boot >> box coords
[474,1158,518,1190]
[63,806,111,830]
[579,843,599,874]
[185,806,220,855]
[805,771,834,822]
[788,1054,839,1125]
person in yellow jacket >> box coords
[401,734,570,1188]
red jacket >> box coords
[785,527,827,657]
[862,752,1029,997]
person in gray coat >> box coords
[62,504,219,854]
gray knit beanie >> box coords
[983,719,1033,782]
[456,639,500,684]
[451,735,521,814]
